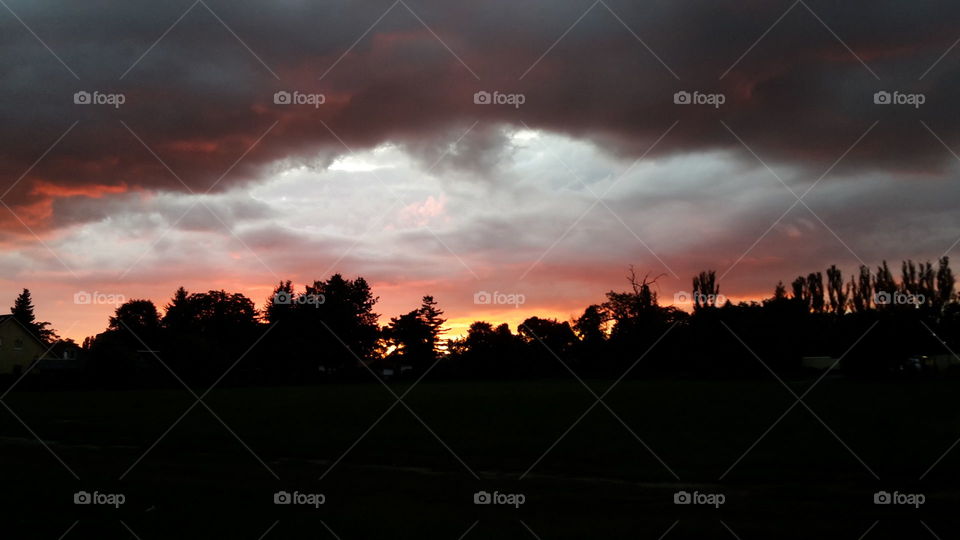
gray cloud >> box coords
[2,0,959,210]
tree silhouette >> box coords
[519,316,579,375]
[919,261,935,307]
[773,281,788,302]
[692,270,719,311]
[519,317,577,351]
[161,287,194,333]
[874,261,897,309]
[849,265,872,312]
[826,265,847,314]
[604,268,663,329]
[448,321,524,378]
[807,272,825,313]
[261,274,380,378]
[791,276,808,309]
[858,265,873,310]
[186,290,258,336]
[109,299,161,333]
[899,260,933,307]
[383,295,446,372]
[937,256,955,310]
[573,304,607,345]
[310,275,380,370]
[87,299,162,386]
[155,290,261,384]
[10,288,56,342]
[264,280,295,325]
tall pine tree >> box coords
[10,288,56,343]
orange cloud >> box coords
[31,180,128,199]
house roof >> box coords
[43,340,80,356]
[0,314,47,347]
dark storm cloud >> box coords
[2,0,960,217]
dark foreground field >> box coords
[2,378,959,538]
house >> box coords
[0,315,46,375]
[36,340,85,373]
[41,340,81,361]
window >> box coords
[13,338,23,351]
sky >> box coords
[2,0,960,341]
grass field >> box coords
[2,378,959,538]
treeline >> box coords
[451,258,960,379]
[13,257,960,388]
[451,259,959,379]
